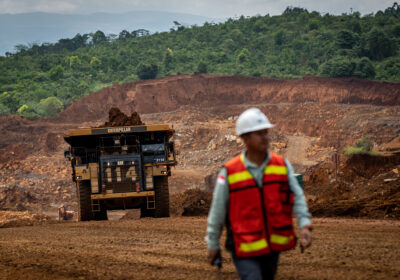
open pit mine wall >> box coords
[58,74,400,123]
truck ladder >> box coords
[147,195,155,210]
[92,199,101,212]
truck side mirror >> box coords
[64,150,71,159]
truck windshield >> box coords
[141,144,165,153]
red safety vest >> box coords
[225,153,296,258]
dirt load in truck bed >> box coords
[99,107,144,127]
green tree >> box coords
[254,18,267,32]
[367,28,396,60]
[119,30,132,40]
[237,48,250,63]
[0,92,19,112]
[48,65,64,80]
[320,56,355,77]
[0,103,10,115]
[308,20,319,30]
[376,56,400,81]
[336,30,359,49]
[164,48,174,71]
[274,30,286,46]
[66,56,82,68]
[90,56,101,68]
[137,63,159,80]
[39,97,64,116]
[197,60,207,73]
[354,57,375,78]
[17,104,38,118]
[392,24,400,37]
[92,30,107,45]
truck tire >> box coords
[93,201,108,221]
[76,181,93,221]
[154,176,170,218]
[140,204,154,218]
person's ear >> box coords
[240,134,249,145]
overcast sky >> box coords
[0,0,395,18]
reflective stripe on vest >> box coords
[228,170,253,185]
[239,238,268,253]
[270,234,293,245]
[264,165,287,176]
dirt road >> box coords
[0,217,399,280]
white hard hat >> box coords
[236,108,274,136]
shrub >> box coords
[49,65,64,80]
[17,104,38,118]
[345,137,374,155]
[355,137,373,152]
[366,28,396,60]
[320,56,355,77]
[197,60,207,73]
[336,30,359,49]
[354,57,375,78]
[39,96,64,116]
[0,103,11,115]
[136,63,159,80]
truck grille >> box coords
[108,182,137,193]
[100,154,143,193]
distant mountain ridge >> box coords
[0,11,221,55]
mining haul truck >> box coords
[64,124,177,221]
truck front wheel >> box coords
[76,181,93,221]
[154,176,170,218]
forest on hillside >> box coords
[0,4,399,117]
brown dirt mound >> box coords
[341,152,400,180]
[58,74,400,123]
[170,188,212,216]
[307,153,400,219]
[100,107,144,127]
[0,185,38,211]
[0,211,50,228]
[120,209,140,220]
[377,136,400,153]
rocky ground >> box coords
[0,75,400,218]
[0,217,399,280]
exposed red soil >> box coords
[58,75,400,123]
[169,188,212,216]
[307,153,400,218]
[0,74,399,220]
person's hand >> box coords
[300,227,312,251]
[208,249,221,265]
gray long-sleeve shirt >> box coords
[206,151,312,250]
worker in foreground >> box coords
[206,108,312,280]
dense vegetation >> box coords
[1,4,400,117]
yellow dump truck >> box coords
[64,124,177,221]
